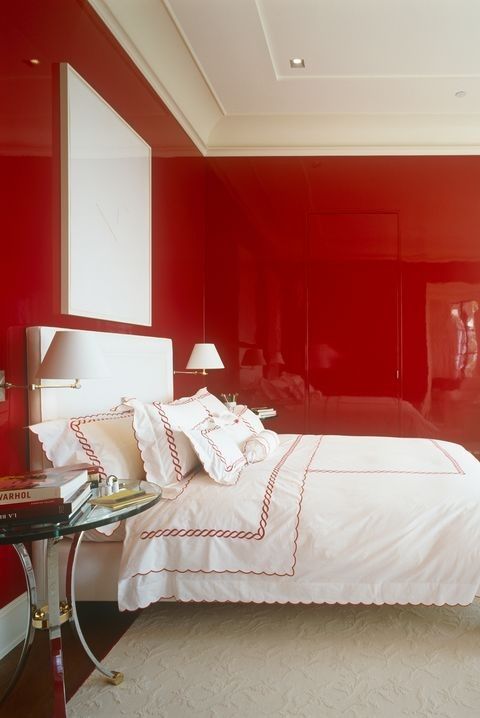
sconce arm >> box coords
[0,372,81,397]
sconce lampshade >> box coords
[186,343,224,371]
[241,348,267,367]
[269,351,285,365]
[38,331,110,380]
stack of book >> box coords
[0,464,94,526]
[251,406,277,419]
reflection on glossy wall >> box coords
[0,1,204,606]
[205,156,480,452]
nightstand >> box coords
[0,480,161,718]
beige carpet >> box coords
[68,602,480,717]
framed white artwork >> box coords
[60,64,152,325]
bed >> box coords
[27,326,480,610]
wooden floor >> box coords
[0,602,138,718]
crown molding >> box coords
[88,0,224,156]
[88,1,480,157]
[207,112,480,156]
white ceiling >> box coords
[89,0,480,155]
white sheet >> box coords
[118,435,480,610]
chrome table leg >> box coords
[66,532,123,685]
[47,537,67,718]
[0,542,37,704]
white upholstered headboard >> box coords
[26,326,173,469]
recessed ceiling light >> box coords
[290,58,305,69]
[26,58,40,66]
[455,90,466,98]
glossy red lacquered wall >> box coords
[205,156,480,449]
[5,2,480,617]
[0,1,205,607]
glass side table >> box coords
[0,479,161,718]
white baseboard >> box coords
[0,592,29,660]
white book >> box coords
[0,469,89,505]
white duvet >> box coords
[118,435,480,610]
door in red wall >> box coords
[308,212,400,435]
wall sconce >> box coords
[174,343,224,376]
[0,330,109,401]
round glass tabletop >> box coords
[0,480,162,544]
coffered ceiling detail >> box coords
[89,0,480,155]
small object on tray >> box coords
[221,393,238,410]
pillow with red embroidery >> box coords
[125,388,231,487]
[183,421,247,485]
[29,409,144,481]
[231,405,264,434]
[213,409,260,449]
[244,429,280,463]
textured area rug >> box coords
[68,602,480,717]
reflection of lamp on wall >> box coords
[174,343,224,376]
[312,343,339,369]
[266,350,285,379]
[241,348,266,367]
[0,331,109,401]
[269,351,285,366]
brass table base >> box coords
[107,671,124,685]
[32,601,72,630]
[1,536,124,718]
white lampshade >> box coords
[38,331,110,379]
[186,343,224,370]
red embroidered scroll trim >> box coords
[234,406,259,435]
[139,434,303,540]
[152,393,216,482]
[132,435,319,579]
[69,410,133,479]
[307,437,465,475]
[154,403,184,482]
[200,425,245,472]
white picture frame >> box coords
[60,64,152,326]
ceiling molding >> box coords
[88,0,224,155]
[88,1,480,156]
[207,113,480,156]
[163,0,227,116]
[207,145,480,157]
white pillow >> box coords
[214,410,257,449]
[126,398,198,488]
[125,388,231,487]
[167,387,230,424]
[184,422,247,485]
[244,430,280,463]
[232,405,264,434]
[29,409,144,481]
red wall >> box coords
[4,3,480,614]
[205,156,480,451]
[0,2,205,607]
